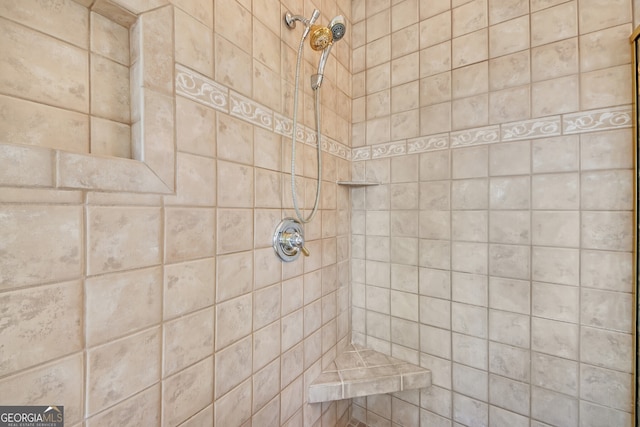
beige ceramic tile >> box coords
[531,352,578,396]
[91,117,131,158]
[216,208,253,254]
[532,211,580,247]
[162,357,214,426]
[578,0,632,34]
[420,41,452,78]
[489,211,530,245]
[138,89,175,189]
[452,29,489,68]
[0,205,82,289]
[87,206,161,275]
[581,250,633,292]
[164,152,216,206]
[0,95,89,153]
[135,5,173,95]
[452,63,488,99]
[451,94,489,130]
[581,170,633,211]
[531,387,578,427]
[172,0,213,28]
[489,86,530,124]
[86,384,160,427]
[531,75,579,117]
[367,9,391,42]
[91,11,129,65]
[532,281,579,322]
[91,54,130,123]
[489,277,530,314]
[214,378,252,426]
[532,317,578,359]
[216,113,253,164]
[452,0,488,37]
[176,96,216,158]
[530,1,577,47]
[581,288,632,332]
[1,0,89,48]
[216,251,252,302]
[532,173,579,210]
[216,293,252,351]
[163,307,214,376]
[532,246,579,286]
[489,0,528,24]
[164,258,215,319]
[0,281,82,376]
[531,38,578,82]
[420,0,450,19]
[580,24,632,73]
[217,160,254,207]
[489,15,529,58]
[489,244,530,280]
[215,34,252,97]
[489,50,530,91]
[532,135,579,173]
[175,8,213,78]
[165,207,215,263]
[87,327,161,415]
[0,354,84,425]
[580,327,633,372]
[86,267,162,347]
[580,65,632,110]
[0,18,89,112]
[489,341,530,381]
[581,129,633,170]
[581,211,633,251]
[107,0,169,15]
[580,364,632,411]
[393,24,419,58]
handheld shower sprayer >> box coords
[281,9,347,225]
[311,15,346,90]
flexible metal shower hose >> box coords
[290,32,322,224]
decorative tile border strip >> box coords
[175,64,350,160]
[563,106,632,134]
[229,91,273,130]
[501,116,561,142]
[175,65,632,164]
[353,105,632,161]
[407,133,449,153]
[175,64,228,113]
[372,141,406,158]
[451,125,500,148]
[351,147,371,161]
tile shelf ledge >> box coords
[308,344,431,403]
[336,181,381,187]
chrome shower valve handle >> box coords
[273,218,309,262]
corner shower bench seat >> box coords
[308,344,432,403]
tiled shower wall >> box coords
[351,0,636,426]
[0,0,353,425]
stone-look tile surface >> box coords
[309,344,431,403]
[352,1,634,426]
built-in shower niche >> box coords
[0,0,175,193]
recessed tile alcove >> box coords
[0,0,175,193]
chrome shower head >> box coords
[311,15,347,90]
[328,15,346,42]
